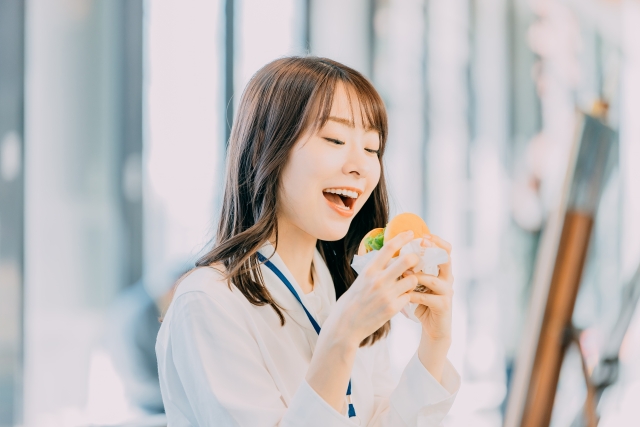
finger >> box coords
[406,260,453,286]
[409,292,451,314]
[426,234,452,254]
[401,256,452,287]
[414,273,451,295]
[437,256,453,282]
[426,234,453,280]
[389,291,413,314]
[382,252,420,281]
[439,262,453,283]
[394,274,419,295]
[374,230,415,267]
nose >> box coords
[342,140,372,178]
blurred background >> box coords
[0,0,639,426]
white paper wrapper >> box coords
[351,238,449,323]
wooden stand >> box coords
[505,112,617,427]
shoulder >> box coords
[163,265,243,320]
[174,265,228,297]
[161,266,257,333]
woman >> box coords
[156,57,460,426]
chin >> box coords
[313,220,352,242]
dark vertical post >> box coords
[367,0,375,79]
[421,0,430,221]
[224,0,235,147]
[118,0,144,287]
[465,0,476,247]
[507,0,541,166]
[304,0,312,53]
[0,0,25,425]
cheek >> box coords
[353,160,381,212]
[283,143,340,193]
[366,161,382,195]
[279,150,325,213]
[371,161,381,186]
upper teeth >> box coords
[324,188,359,199]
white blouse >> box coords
[156,243,460,426]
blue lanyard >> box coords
[257,252,357,418]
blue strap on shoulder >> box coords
[257,252,357,418]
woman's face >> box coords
[278,83,382,241]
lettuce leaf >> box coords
[364,229,385,251]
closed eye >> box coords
[325,137,379,154]
[324,137,345,146]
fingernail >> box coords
[406,230,414,237]
[424,234,432,239]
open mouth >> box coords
[322,188,360,212]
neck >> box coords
[271,217,317,294]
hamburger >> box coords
[357,213,432,292]
[358,213,431,257]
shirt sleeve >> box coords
[367,339,460,427]
[166,291,355,427]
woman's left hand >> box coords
[405,234,454,343]
[403,234,454,382]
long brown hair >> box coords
[196,57,390,346]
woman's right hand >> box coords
[323,230,421,346]
[306,230,420,412]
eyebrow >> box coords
[327,116,376,132]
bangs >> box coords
[304,64,388,154]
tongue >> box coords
[323,192,346,207]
